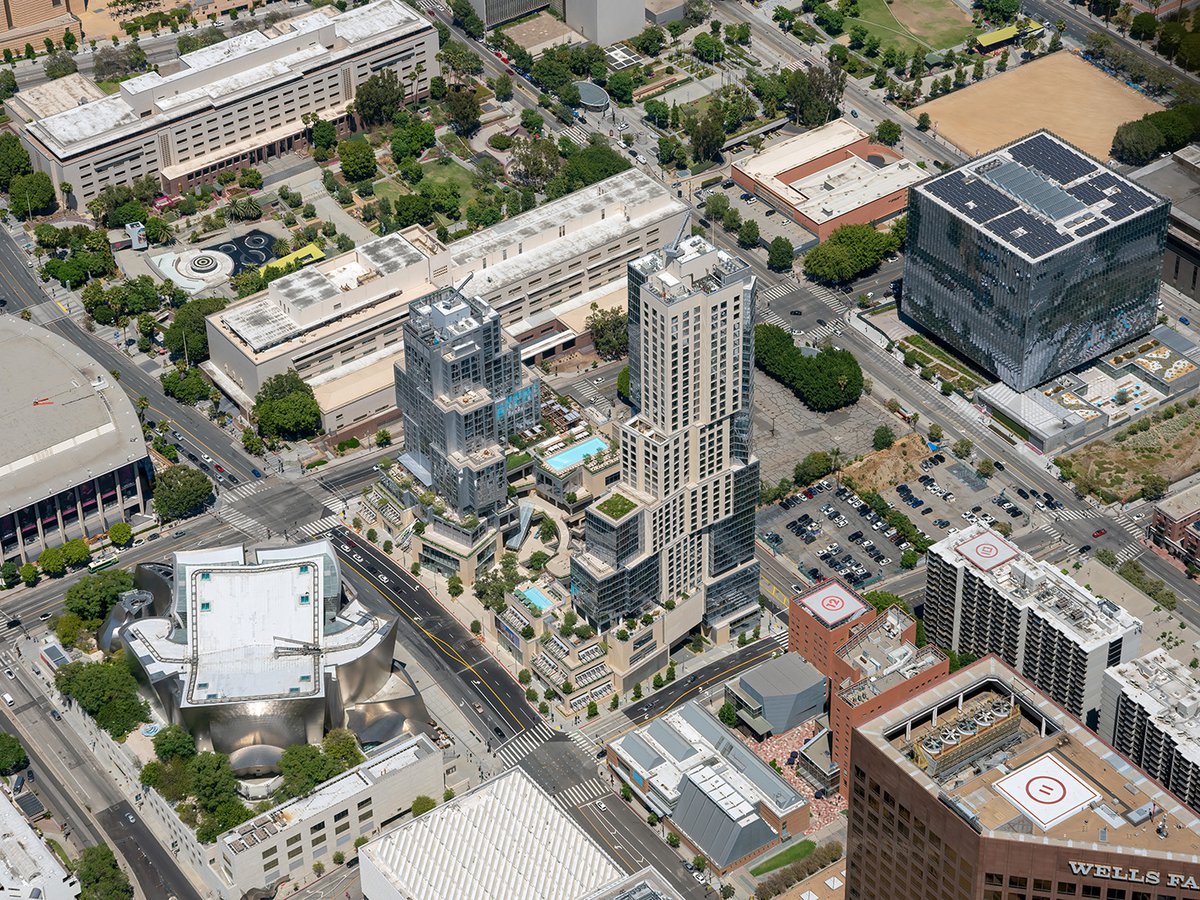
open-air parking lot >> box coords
[758,481,912,591]
[694,180,816,255]
[758,451,1056,588]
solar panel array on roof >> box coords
[1075,219,1108,238]
[985,209,1072,258]
[980,159,1086,222]
[1007,133,1096,184]
[925,172,1017,224]
[1067,180,1106,205]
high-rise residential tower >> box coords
[395,289,539,519]
[924,524,1142,728]
[903,131,1168,391]
[571,234,760,643]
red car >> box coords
[215,464,225,473]
[1092,528,1107,538]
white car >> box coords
[377,574,390,585]
[636,154,648,165]
[592,376,604,385]
[595,800,607,811]
[947,527,959,535]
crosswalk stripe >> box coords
[555,778,608,808]
[759,282,796,303]
[297,515,342,538]
[497,722,555,767]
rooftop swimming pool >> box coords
[542,436,608,473]
[518,585,554,612]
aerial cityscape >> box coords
[3,0,1200,897]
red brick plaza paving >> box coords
[740,721,847,834]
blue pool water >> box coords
[519,585,554,612]
[543,436,608,473]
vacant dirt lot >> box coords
[1065,402,1200,501]
[914,53,1162,159]
[841,432,928,492]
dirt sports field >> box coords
[914,52,1163,159]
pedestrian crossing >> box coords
[561,124,591,147]
[221,482,266,503]
[217,507,270,540]
[554,777,609,809]
[496,722,555,768]
[570,377,604,404]
[1039,522,1062,542]
[757,305,789,329]
[804,322,841,343]
[416,0,444,10]
[808,281,850,314]
[1055,508,1089,522]
[758,281,797,303]
[1115,543,1144,564]
[296,515,343,539]
[568,728,597,756]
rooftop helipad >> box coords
[797,581,869,628]
[993,754,1101,831]
[953,530,1020,572]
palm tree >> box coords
[408,62,425,105]
[1023,36,1041,58]
[829,447,844,485]
[1055,18,1066,32]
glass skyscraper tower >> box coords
[903,131,1169,391]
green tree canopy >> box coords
[0,734,27,773]
[873,119,902,146]
[9,171,56,219]
[311,118,338,150]
[354,69,406,126]
[0,132,31,192]
[64,569,134,622]
[37,546,66,577]
[153,724,197,763]
[279,744,342,798]
[153,465,213,521]
[411,795,437,816]
[163,296,227,363]
[338,140,377,183]
[322,728,364,771]
[446,88,481,134]
[755,324,864,411]
[585,305,629,359]
[55,657,149,739]
[76,844,133,900]
[767,237,794,271]
[803,222,898,283]
[794,451,832,485]
[253,370,321,440]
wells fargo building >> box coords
[847,656,1200,900]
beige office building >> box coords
[0,0,80,57]
[205,169,689,434]
[211,734,443,898]
[10,0,435,204]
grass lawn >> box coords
[750,839,816,876]
[372,178,410,205]
[854,0,977,55]
[421,158,481,216]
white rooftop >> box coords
[1106,649,1200,766]
[785,156,922,224]
[453,168,688,296]
[932,524,1142,650]
[0,315,147,515]
[28,0,427,153]
[735,120,868,182]
[221,733,439,856]
[123,541,391,706]
[361,767,622,899]
[992,751,1101,830]
[796,580,870,628]
[0,789,79,900]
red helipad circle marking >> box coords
[976,543,1000,559]
[820,595,845,611]
[1025,776,1067,805]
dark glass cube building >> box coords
[903,131,1169,391]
